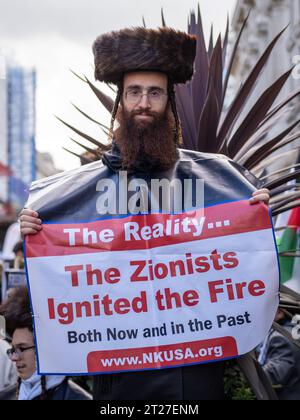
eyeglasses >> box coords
[124,88,168,105]
[7,346,35,359]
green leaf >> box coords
[161,8,166,27]
[71,103,109,133]
[85,76,114,114]
[265,168,300,190]
[62,147,93,164]
[217,26,288,147]
[272,201,300,217]
[252,146,300,174]
[55,116,110,151]
[197,84,220,152]
[228,68,294,158]
[242,122,300,170]
[221,10,250,107]
[69,138,102,158]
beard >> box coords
[114,106,178,172]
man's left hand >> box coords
[249,188,270,206]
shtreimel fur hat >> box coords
[92,27,197,85]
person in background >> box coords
[1,222,21,260]
[0,286,91,400]
[257,308,300,400]
[8,241,25,269]
[0,338,17,399]
[12,241,24,259]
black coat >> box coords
[262,323,300,400]
[34,379,92,400]
[0,379,92,400]
[92,144,259,401]
[33,143,261,401]
[93,362,226,400]
[0,383,17,400]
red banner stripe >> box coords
[86,337,238,373]
[26,200,271,258]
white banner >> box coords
[25,200,279,375]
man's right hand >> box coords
[19,208,42,239]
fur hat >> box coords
[92,27,197,85]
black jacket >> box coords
[92,144,260,401]
[262,322,300,400]
[0,379,92,400]
[0,383,17,400]
[93,362,225,400]
[29,143,261,400]
[37,379,92,400]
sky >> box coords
[0,0,236,171]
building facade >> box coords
[36,151,62,179]
[230,0,300,169]
[0,52,8,204]
[6,64,36,209]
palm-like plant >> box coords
[61,8,300,217]
[63,8,300,258]
[177,9,300,221]
[58,7,300,400]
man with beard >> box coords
[19,27,270,399]
[114,71,178,173]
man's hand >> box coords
[19,209,42,239]
[249,188,270,206]
[18,191,269,239]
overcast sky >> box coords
[0,0,236,170]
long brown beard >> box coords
[115,106,178,172]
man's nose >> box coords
[138,93,151,109]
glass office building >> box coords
[7,66,36,209]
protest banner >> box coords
[24,152,280,375]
